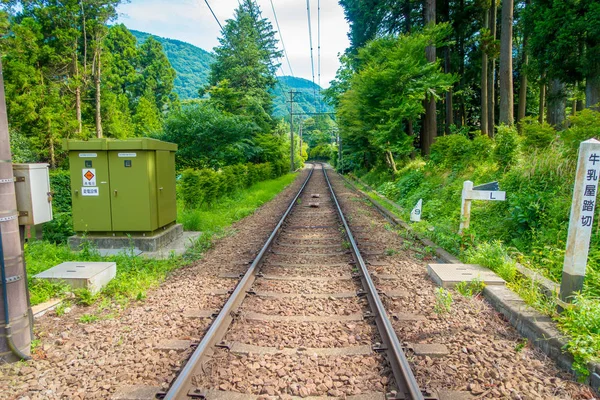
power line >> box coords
[317,0,322,115]
[203,0,223,30]
[270,0,295,78]
[306,0,318,113]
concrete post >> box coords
[560,139,600,302]
[0,59,32,361]
[459,180,473,234]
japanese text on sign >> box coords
[580,153,600,228]
[81,187,99,196]
[82,169,96,187]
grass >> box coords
[178,173,297,231]
[25,172,298,308]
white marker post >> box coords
[410,199,422,222]
[459,181,506,234]
[560,139,600,303]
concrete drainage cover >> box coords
[427,263,505,288]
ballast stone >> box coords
[34,261,116,295]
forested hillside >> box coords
[128,30,329,118]
[130,30,214,100]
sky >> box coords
[116,0,350,88]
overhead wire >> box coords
[317,0,322,115]
[203,0,223,30]
[269,0,295,78]
[306,0,318,114]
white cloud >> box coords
[117,0,350,87]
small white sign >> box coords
[410,199,422,222]
[78,153,97,158]
[118,153,137,158]
[82,169,96,187]
[81,187,99,196]
[464,190,506,201]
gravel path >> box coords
[0,169,309,400]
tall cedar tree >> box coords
[208,0,282,132]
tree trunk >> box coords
[538,77,546,123]
[73,52,82,135]
[422,0,436,156]
[386,150,397,173]
[499,0,514,126]
[94,43,102,139]
[547,78,566,129]
[48,119,55,169]
[586,75,600,110]
[487,0,497,136]
[481,8,489,135]
[445,48,453,135]
[407,120,414,136]
[404,0,412,33]
[517,35,528,123]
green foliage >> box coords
[519,117,557,149]
[558,295,600,378]
[179,162,285,211]
[434,287,453,314]
[78,314,99,324]
[494,125,520,169]
[159,103,256,169]
[179,173,296,232]
[2,7,178,167]
[336,26,457,171]
[560,109,600,157]
[464,241,517,282]
[74,288,96,306]
[430,132,493,169]
[455,278,486,297]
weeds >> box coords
[78,314,99,324]
[455,278,486,298]
[434,287,453,314]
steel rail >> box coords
[322,165,425,400]
[162,165,315,400]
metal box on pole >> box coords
[63,138,177,235]
[12,163,53,226]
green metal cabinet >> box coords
[63,138,178,235]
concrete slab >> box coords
[142,231,202,259]
[34,262,116,295]
[409,343,449,357]
[111,385,160,400]
[69,223,184,252]
[427,263,505,288]
[154,339,192,352]
[31,298,62,318]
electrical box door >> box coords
[156,150,177,227]
[108,151,156,232]
[69,152,112,232]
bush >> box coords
[180,162,284,210]
[49,170,72,214]
[519,117,557,149]
[561,108,600,157]
[494,124,520,169]
[430,134,473,168]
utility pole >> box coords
[288,90,296,171]
[299,121,303,161]
[0,59,32,361]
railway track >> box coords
[160,164,430,400]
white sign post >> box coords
[459,180,506,234]
[410,199,423,222]
[560,139,600,303]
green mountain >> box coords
[129,30,331,118]
[271,76,333,118]
[130,30,214,100]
